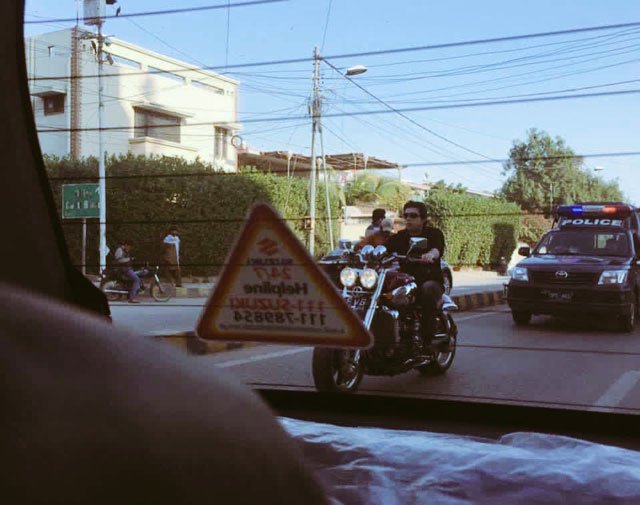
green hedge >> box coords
[426,193,521,267]
[45,154,341,276]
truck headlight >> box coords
[598,270,628,285]
[360,268,378,290]
[340,267,357,288]
[511,267,529,282]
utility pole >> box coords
[83,0,110,272]
[97,20,107,272]
[309,47,320,256]
[308,49,366,254]
[319,123,334,251]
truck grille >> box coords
[530,271,598,285]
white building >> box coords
[25,27,240,170]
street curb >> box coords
[452,290,505,312]
[175,286,213,298]
[153,331,259,355]
[153,289,506,356]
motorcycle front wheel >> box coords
[151,281,173,302]
[100,280,124,302]
[312,348,364,393]
[416,314,457,376]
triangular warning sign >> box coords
[196,203,373,349]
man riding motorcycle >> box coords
[113,239,141,304]
[385,201,445,348]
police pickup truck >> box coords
[507,203,640,332]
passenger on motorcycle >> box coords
[385,201,445,348]
[355,218,395,250]
[114,239,141,304]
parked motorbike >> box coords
[312,239,458,393]
[99,263,173,302]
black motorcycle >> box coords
[313,239,458,393]
[99,263,173,302]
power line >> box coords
[363,26,640,70]
[360,30,640,83]
[324,94,501,178]
[402,151,640,167]
[323,58,497,161]
[325,93,473,161]
[320,0,333,52]
[43,150,640,180]
[125,17,203,67]
[24,0,287,25]
[347,78,640,107]
[364,49,640,101]
[36,87,640,135]
[225,0,232,70]
[27,20,640,82]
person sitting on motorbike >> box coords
[355,218,395,250]
[365,208,386,238]
[385,201,445,349]
[114,239,141,304]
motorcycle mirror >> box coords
[372,245,387,259]
[408,238,429,252]
[360,245,375,260]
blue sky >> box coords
[24,0,640,203]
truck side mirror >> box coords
[518,246,531,257]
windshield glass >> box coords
[534,229,631,256]
[23,0,640,418]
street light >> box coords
[308,51,367,255]
[345,65,368,76]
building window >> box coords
[134,108,181,143]
[111,54,141,69]
[192,80,225,95]
[43,94,65,115]
[148,66,186,85]
[215,127,229,160]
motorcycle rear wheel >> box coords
[416,315,457,376]
[151,281,173,302]
[100,280,124,302]
[312,348,364,393]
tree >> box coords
[424,175,468,195]
[499,128,625,214]
[344,172,413,212]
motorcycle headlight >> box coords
[598,270,628,285]
[511,267,529,282]
[360,268,378,290]
[340,267,357,288]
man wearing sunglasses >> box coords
[385,201,446,348]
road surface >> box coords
[109,273,511,335]
[112,301,640,413]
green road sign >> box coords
[62,183,100,219]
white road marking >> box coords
[591,370,640,410]
[215,347,310,368]
[146,329,193,336]
[213,313,497,365]
[456,312,501,322]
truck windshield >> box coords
[534,229,631,257]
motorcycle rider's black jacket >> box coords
[385,227,445,285]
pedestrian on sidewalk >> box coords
[114,239,141,304]
[162,225,182,287]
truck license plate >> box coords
[542,290,573,301]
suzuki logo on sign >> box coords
[258,238,279,256]
[555,271,569,279]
